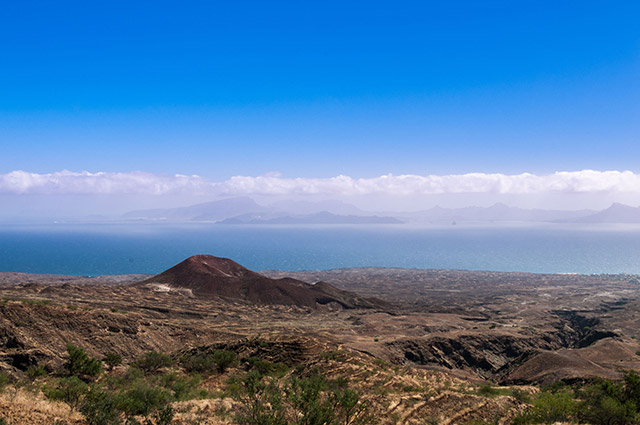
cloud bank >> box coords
[2,169,640,197]
[1,170,639,198]
[0,170,212,195]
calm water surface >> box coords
[1,223,640,275]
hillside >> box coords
[139,255,383,309]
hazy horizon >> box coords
[2,170,640,220]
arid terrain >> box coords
[1,256,640,424]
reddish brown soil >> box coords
[139,255,382,309]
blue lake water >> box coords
[1,223,640,276]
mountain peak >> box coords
[179,255,257,279]
[139,255,383,309]
[607,202,637,210]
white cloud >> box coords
[0,170,212,195]
[219,170,640,196]
[1,169,640,197]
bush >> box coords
[182,352,216,375]
[285,374,333,424]
[510,388,532,403]
[513,389,578,424]
[233,370,287,425]
[44,376,89,411]
[65,343,102,378]
[48,364,197,424]
[155,406,175,425]
[516,373,640,425]
[231,371,375,425]
[578,378,638,425]
[182,350,237,375]
[79,386,121,425]
[213,350,237,373]
[158,372,201,401]
[26,364,47,380]
[624,370,640,404]
[477,383,507,397]
[333,387,374,425]
[116,380,171,418]
[246,357,288,377]
[103,353,122,371]
[0,372,10,393]
[133,351,172,374]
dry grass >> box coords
[0,386,83,424]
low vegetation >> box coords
[65,343,102,379]
[181,349,237,375]
[40,347,191,424]
[514,371,640,424]
[228,369,374,425]
[0,372,10,392]
[0,341,377,425]
[132,350,172,375]
[5,338,640,425]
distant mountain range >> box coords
[220,211,401,225]
[123,197,401,225]
[121,197,640,225]
[563,203,640,223]
[397,203,596,224]
[122,197,264,221]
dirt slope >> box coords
[139,255,382,309]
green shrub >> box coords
[333,387,375,425]
[183,349,236,375]
[44,376,89,411]
[374,358,387,367]
[79,386,121,425]
[182,352,216,375]
[158,372,201,401]
[231,371,375,425]
[577,378,638,425]
[65,343,102,379]
[285,374,332,423]
[133,351,172,374]
[513,388,578,424]
[0,372,10,393]
[102,353,122,371]
[581,395,636,425]
[26,364,47,380]
[516,373,640,425]
[477,383,509,398]
[246,357,288,377]
[213,350,237,373]
[233,370,287,425]
[154,406,175,425]
[510,388,532,403]
[116,380,171,418]
[625,370,640,403]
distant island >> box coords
[119,197,640,225]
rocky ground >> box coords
[1,267,639,424]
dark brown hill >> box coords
[138,255,382,309]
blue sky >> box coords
[2,1,640,218]
[1,0,639,180]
